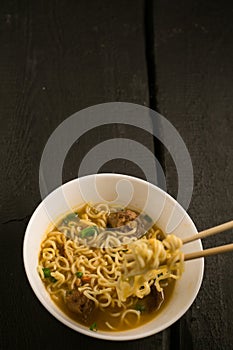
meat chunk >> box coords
[135,285,164,313]
[65,289,95,322]
[107,209,138,228]
[145,284,164,312]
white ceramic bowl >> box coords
[23,173,204,341]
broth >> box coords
[53,278,175,331]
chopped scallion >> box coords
[42,268,57,282]
[42,267,51,278]
[144,214,152,223]
[63,212,79,225]
[50,276,57,283]
[89,322,97,331]
[76,271,83,278]
[135,303,146,312]
[79,226,98,238]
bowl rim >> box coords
[23,173,204,341]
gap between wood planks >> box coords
[144,1,188,349]
[144,0,165,183]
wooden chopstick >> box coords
[184,243,233,261]
[182,220,233,244]
[181,220,233,261]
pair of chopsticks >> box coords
[183,220,233,261]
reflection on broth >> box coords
[38,203,184,332]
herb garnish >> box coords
[89,322,97,331]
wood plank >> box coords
[0,1,167,349]
[0,0,153,223]
[153,1,233,349]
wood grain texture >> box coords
[0,1,166,349]
[153,1,233,349]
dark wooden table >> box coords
[1,1,233,349]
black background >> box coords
[1,1,233,349]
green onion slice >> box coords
[89,322,97,331]
[135,303,146,312]
[50,276,57,283]
[42,268,57,282]
[144,214,153,223]
[42,267,51,278]
[76,271,83,278]
[63,212,79,225]
[79,226,98,238]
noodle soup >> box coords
[38,202,184,332]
